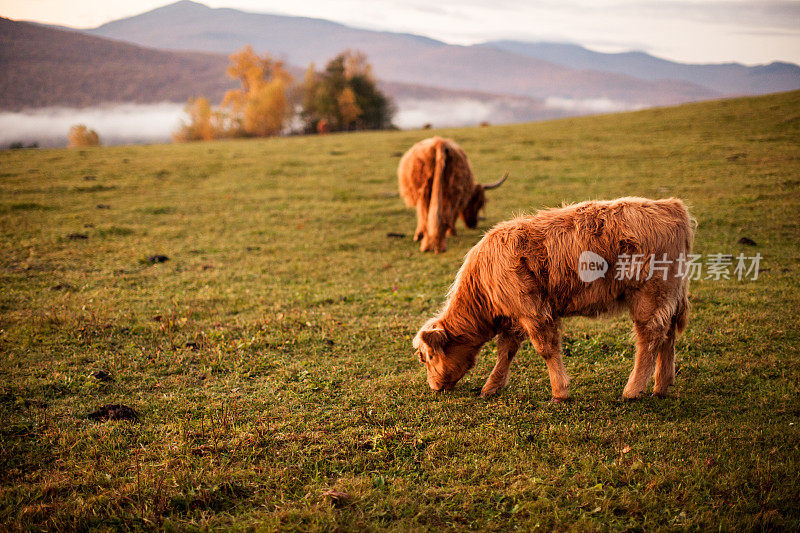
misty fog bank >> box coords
[543,97,646,113]
[0,103,186,148]
[2,97,644,148]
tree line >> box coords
[174,47,395,142]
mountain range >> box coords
[2,0,799,116]
[0,16,568,126]
[83,0,723,105]
[480,41,800,96]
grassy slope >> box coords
[0,91,798,530]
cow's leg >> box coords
[653,293,688,397]
[521,318,569,401]
[623,321,661,399]
[623,291,675,399]
[414,198,427,242]
[421,232,443,253]
[652,320,677,397]
[446,217,457,237]
[480,330,524,398]
[426,228,446,253]
[447,212,459,237]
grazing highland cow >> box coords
[398,137,508,253]
[414,197,693,400]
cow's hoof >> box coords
[651,391,668,399]
[551,396,570,403]
[480,388,499,398]
[622,387,642,401]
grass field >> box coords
[1,91,799,531]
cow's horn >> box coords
[483,172,509,190]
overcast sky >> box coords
[2,0,799,65]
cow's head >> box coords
[461,186,486,229]
[414,319,479,391]
[462,172,509,229]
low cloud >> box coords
[543,97,645,114]
[394,98,497,129]
[0,103,185,148]
[394,96,573,129]
[5,99,543,146]
[393,96,645,129]
[1,97,645,148]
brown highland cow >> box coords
[414,197,693,400]
[398,137,508,253]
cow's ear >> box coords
[421,327,448,350]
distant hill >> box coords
[0,17,236,109]
[83,0,719,106]
[87,0,442,66]
[481,41,800,96]
[0,16,564,124]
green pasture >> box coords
[1,91,799,530]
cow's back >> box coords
[535,197,693,316]
[397,137,475,208]
[398,137,439,206]
[468,198,693,319]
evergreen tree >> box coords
[301,50,394,133]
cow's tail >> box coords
[674,286,689,335]
[675,200,693,335]
[426,140,447,251]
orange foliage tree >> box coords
[172,97,229,142]
[337,87,362,127]
[67,124,100,147]
[221,46,293,137]
[174,46,293,142]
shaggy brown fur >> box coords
[398,137,507,253]
[414,197,693,400]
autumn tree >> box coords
[337,87,361,127]
[174,46,293,142]
[174,47,389,141]
[172,97,229,142]
[301,50,394,133]
[222,45,293,137]
[67,124,100,147]
[300,63,320,132]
